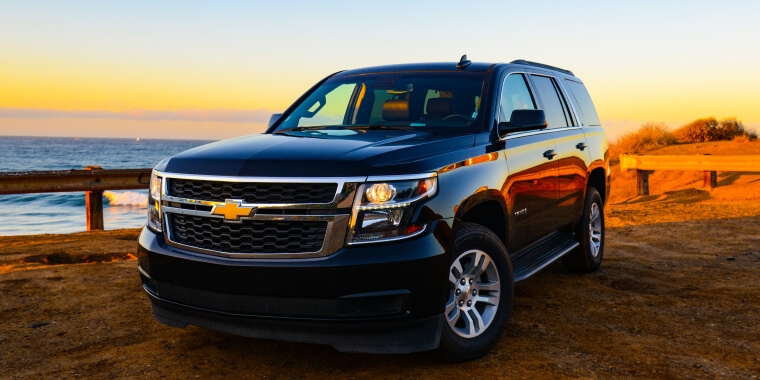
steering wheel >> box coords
[443,114,472,122]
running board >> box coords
[511,233,579,283]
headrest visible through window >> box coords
[426,98,453,118]
[382,99,409,121]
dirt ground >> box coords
[2,142,760,379]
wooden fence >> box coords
[619,154,760,196]
[0,167,152,230]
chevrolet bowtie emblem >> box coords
[210,200,257,222]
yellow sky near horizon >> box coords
[0,55,308,112]
[1,1,759,141]
[3,50,759,141]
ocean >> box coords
[0,136,214,236]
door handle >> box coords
[576,142,588,151]
[543,150,557,160]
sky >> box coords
[1,0,759,141]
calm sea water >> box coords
[0,136,214,236]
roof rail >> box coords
[510,60,574,76]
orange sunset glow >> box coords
[1,1,758,141]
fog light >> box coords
[361,209,403,230]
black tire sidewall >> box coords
[577,187,604,271]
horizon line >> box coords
[0,107,274,123]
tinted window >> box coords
[499,74,536,122]
[531,75,570,129]
[565,80,601,126]
[276,73,486,133]
[299,83,357,127]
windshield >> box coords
[274,72,486,133]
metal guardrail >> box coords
[619,154,760,196]
[0,167,152,230]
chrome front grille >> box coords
[159,173,362,259]
[167,178,337,204]
[169,214,328,254]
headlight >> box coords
[347,174,437,244]
[147,173,163,232]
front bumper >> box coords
[137,220,451,353]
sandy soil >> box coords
[2,141,759,379]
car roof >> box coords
[333,62,496,77]
[332,60,575,78]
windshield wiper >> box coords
[347,125,416,131]
[273,126,334,134]
[275,125,416,133]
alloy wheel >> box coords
[588,202,602,258]
[446,249,501,338]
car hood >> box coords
[160,129,477,177]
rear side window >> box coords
[564,80,601,126]
[531,75,574,129]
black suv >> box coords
[138,57,609,361]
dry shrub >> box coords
[733,134,751,143]
[609,122,676,164]
[673,117,749,143]
[733,129,757,143]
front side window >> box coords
[499,73,536,122]
[275,73,486,133]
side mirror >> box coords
[268,113,282,127]
[498,109,548,135]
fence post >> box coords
[636,170,651,196]
[84,166,104,231]
[703,171,717,190]
[701,154,717,190]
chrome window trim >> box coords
[499,125,582,141]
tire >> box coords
[562,186,604,273]
[437,223,514,362]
